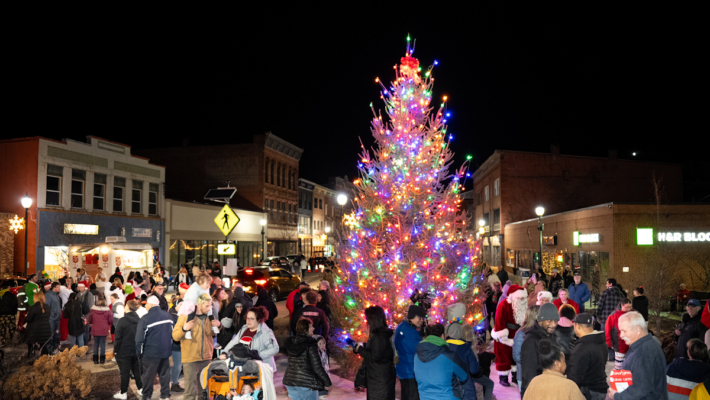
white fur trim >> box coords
[491,328,509,341]
[511,365,517,373]
[498,370,510,375]
[499,337,514,347]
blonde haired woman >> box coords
[25,292,52,357]
[513,305,541,390]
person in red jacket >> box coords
[88,294,113,364]
[553,289,580,314]
[677,283,690,312]
[605,298,632,370]
[286,282,311,319]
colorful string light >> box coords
[334,41,485,342]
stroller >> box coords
[200,344,275,400]
[200,360,231,400]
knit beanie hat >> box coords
[407,305,426,320]
[446,322,464,339]
[538,303,560,322]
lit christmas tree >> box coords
[332,38,485,344]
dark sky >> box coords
[5,7,707,199]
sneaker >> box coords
[113,392,127,399]
[137,388,142,396]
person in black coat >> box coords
[316,281,332,321]
[567,313,609,398]
[0,288,18,346]
[218,298,245,349]
[675,299,708,359]
[291,291,328,337]
[554,304,577,366]
[255,288,278,330]
[282,318,332,396]
[109,267,124,285]
[113,300,143,397]
[632,286,649,321]
[496,267,509,286]
[353,306,396,400]
[63,293,86,347]
[25,292,53,357]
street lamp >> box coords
[336,194,347,207]
[535,206,545,270]
[260,219,266,260]
[21,193,32,277]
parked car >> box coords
[259,256,280,267]
[236,267,301,302]
[0,277,28,295]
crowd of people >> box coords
[5,259,710,400]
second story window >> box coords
[149,183,159,216]
[46,164,63,206]
[494,178,500,197]
[93,173,106,211]
[113,177,125,212]
[485,185,490,202]
[71,169,86,209]
[132,180,143,214]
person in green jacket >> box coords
[25,274,40,307]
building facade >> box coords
[472,148,683,270]
[298,179,314,258]
[0,136,165,278]
[134,132,302,258]
[164,199,267,274]
[505,203,710,301]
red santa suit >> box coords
[491,284,527,376]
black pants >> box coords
[400,378,420,400]
[140,357,171,399]
[116,355,143,394]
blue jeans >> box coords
[171,350,183,385]
[94,335,106,356]
[68,334,84,347]
[285,386,319,400]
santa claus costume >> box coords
[490,284,527,386]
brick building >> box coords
[504,203,710,303]
[298,178,314,257]
[134,132,302,257]
[471,147,683,270]
[0,136,165,277]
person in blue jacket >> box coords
[414,323,469,400]
[568,272,591,312]
[446,322,480,400]
[395,305,426,400]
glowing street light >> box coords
[21,193,32,277]
[535,206,545,269]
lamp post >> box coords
[535,206,545,269]
[260,218,266,260]
[21,193,32,277]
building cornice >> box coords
[265,132,303,161]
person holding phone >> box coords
[353,306,396,400]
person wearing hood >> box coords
[414,322,468,400]
[255,287,278,330]
[219,291,246,348]
[395,304,426,400]
[354,306,396,399]
[521,303,559,398]
[667,339,710,399]
[446,322,480,400]
[555,304,577,367]
[282,318,332,400]
[567,313,608,400]
[113,300,143,399]
[675,299,708,360]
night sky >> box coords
[5,7,707,200]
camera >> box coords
[409,288,433,311]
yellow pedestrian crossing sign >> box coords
[214,205,240,236]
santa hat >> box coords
[179,283,190,294]
[44,282,53,290]
[507,284,527,301]
[239,336,253,347]
[79,280,89,288]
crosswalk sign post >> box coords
[214,204,240,239]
